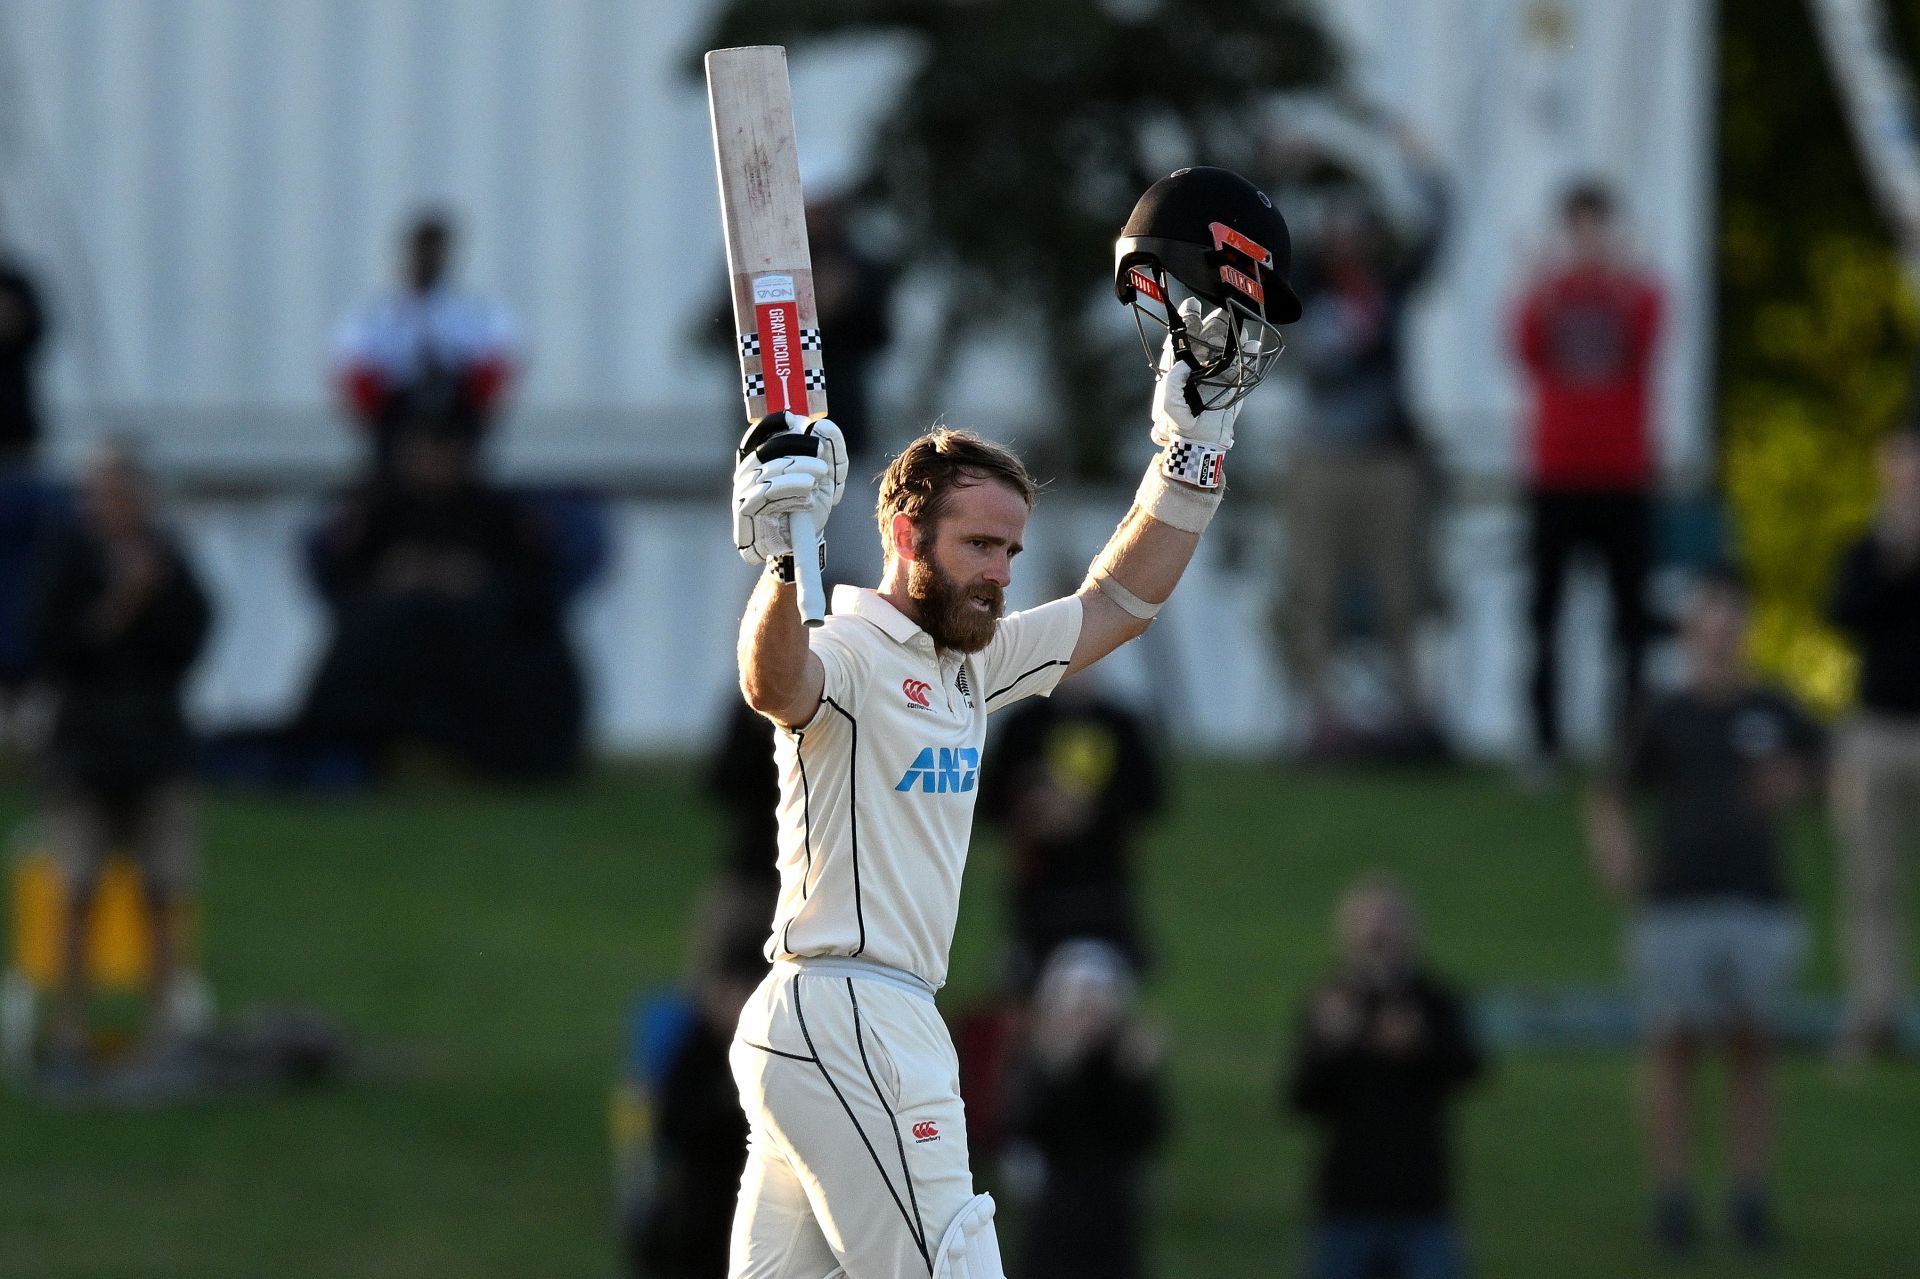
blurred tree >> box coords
[1718,0,1920,712]
[695,0,1338,477]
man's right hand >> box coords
[732,413,846,566]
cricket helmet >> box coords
[1114,166,1300,408]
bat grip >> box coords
[788,510,827,627]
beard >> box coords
[907,550,1003,653]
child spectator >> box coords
[29,443,211,1070]
[1284,876,1483,1279]
[979,679,1164,994]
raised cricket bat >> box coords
[706,45,830,626]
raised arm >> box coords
[739,575,825,727]
[1068,303,1245,676]
[1069,504,1200,676]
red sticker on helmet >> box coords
[1210,222,1273,267]
[1128,267,1166,303]
[1219,264,1264,303]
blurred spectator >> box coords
[332,211,519,467]
[0,254,47,463]
[1279,144,1449,760]
[28,443,211,1067]
[1284,876,1482,1279]
[0,255,52,725]
[1587,569,1822,1254]
[683,698,782,999]
[294,416,582,781]
[1512,180,1666,773]
[804,196,895,464]
[978,678,1164,993]
[630,935,764,1279]
[1003,940,1167,1279]
[1826,422,1920,1062]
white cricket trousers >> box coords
[729,958,979,1278]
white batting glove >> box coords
[1150,298,1250,451]
[1149,300,1257,490]
[732,413,847,566]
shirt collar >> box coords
[833,586,936,653]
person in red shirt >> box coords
[1512,180,1666,769]
[332,213,519,469]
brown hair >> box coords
[875,428,1037,558]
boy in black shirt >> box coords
[1588,568,1823,1253]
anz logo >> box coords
[894,746,980,794]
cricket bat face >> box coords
[706,45,829,422]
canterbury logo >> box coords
[895,746,979,793]
[912,1121,940,1142]
[903,678,933,708]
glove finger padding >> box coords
[733,446,832,565]
[803,417,849,509]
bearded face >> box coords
[907,535,1004,653]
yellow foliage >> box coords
[1721,230,1915,715]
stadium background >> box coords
[0,0,1917,1276]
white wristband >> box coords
[1134,458,1223,534]
[1084,567,1163,621]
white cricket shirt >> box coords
[766,585,1084,989]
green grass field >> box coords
[0,763,1914,1278]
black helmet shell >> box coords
[1114,166,1302,325]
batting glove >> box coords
[732,413,847,566]
[1149,299,1263,490]
[1151,298,1251,451]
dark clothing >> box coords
[1625,686,1824,904]
[637,1015,749,1279]
[979,693,1164,988]
[1526,487,1652,756]
[28,525,211,788]
[706,698,782,887]
[1829,533,1920,718]
[0,264,47,459]
[1286,971,1482,1219]
[1004,1037,1167,1279]
[298,477,583,780]
[1292,174,1447,456]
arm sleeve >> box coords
[980,595,1083,714]
[1283,995,1365,1118]
[133,548,213,676]
[1422,986,1485,1092]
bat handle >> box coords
[788,510,827,627]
